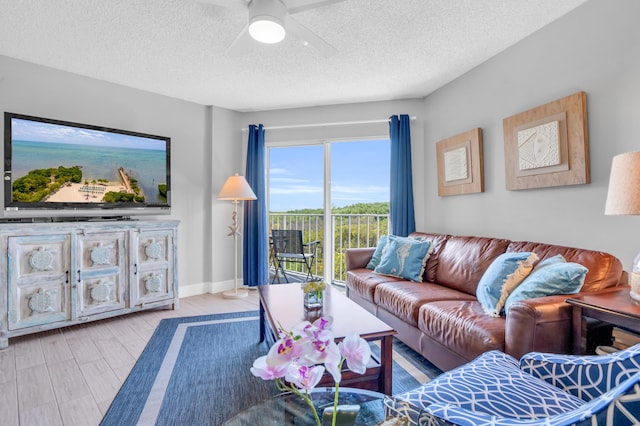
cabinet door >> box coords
[7,235,71,330]
[76,230,127,317]
[131,229,175,307]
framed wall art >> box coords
[503,91,589,190]
[436,128,484,196]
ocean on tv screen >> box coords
[11,140,167,205]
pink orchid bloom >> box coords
[298,316,333,339]
[312,327,334,344]
[338,332,371,374]
[250,355,288,380]
[285,364,325,392]
[266,334,304,366]
[252,314,372,425]
[300,334,341,381]
[321,341,342,383]
[291,320,313,338]
[312,316,333,331]
[296,321,334,360]
[306,338,338,362]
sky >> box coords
[269,139,390,212]
[11,117,166,150]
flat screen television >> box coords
[3,112,171,220]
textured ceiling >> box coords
[0,0,588,112]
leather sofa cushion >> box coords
[409,232,450,282]
[346,268,404,303]
[506,241,625,292]
[418,300,505,360]
[436,236,511,295]
[374,282,475,326]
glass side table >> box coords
[222,386,451,425]
[222,387,388,425]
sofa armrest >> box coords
[505,294,573,360]
[345,247,375,271]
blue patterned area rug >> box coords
[100,311,441,425]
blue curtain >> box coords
[243,124,268,286]
[389,115,416,237]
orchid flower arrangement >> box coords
[250,316,372,426]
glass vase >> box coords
[304,289,324,309]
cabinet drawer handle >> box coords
[134,263,138,275]
[66,271,69,284]
[78,270,81,283]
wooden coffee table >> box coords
[258,283,396,394]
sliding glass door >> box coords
[268,139,389,283]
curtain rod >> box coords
[241,116,416,132]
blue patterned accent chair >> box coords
[386,344,640,425]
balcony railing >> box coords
[269,213,389,283]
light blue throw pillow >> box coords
[476,252,538,316]
[535,253,567,268]
[505,260,588,312]
[366,235,389,270]
[374,235,432,282]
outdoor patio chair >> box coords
[271,229,320,283]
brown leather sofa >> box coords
[345,232,627,372]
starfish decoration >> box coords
[227,210,241,237]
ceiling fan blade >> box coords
[283,0,345,14]
[197,0,249,11]
[286,15,337,57]
[226,23,254,56]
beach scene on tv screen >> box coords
[10,118,168,205]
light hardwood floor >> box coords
[0,291,260,426]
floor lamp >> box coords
[217,173,257,299]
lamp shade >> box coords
[217,174,257,201]
[605,151,640,215]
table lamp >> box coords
[217,173,257,299]
[605,151,640,301]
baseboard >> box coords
[178,280,235,298]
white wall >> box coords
[420,0,640,270]
[208,106,244,295]
[0,55,212,293]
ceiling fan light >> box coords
[249,17,286,44]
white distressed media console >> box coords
[0,219,179,348]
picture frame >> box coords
[502,91,589,190]
[436,128,484,196]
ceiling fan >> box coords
[201,0,343,56]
